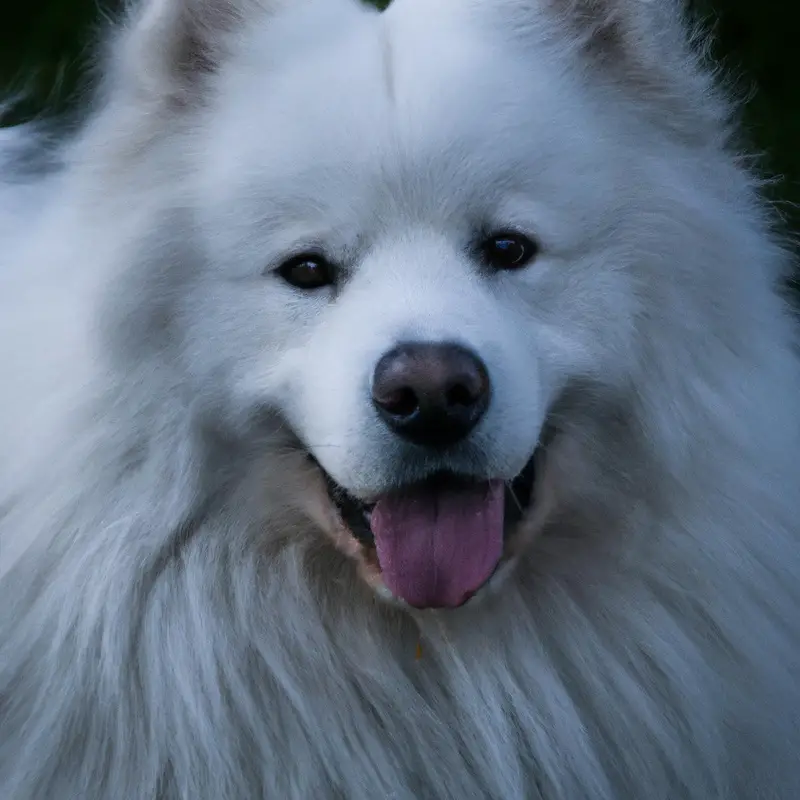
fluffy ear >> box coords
[540,0,724,135]
[474,0,688,61]
[107,0,356,107]
[106,0,254,105]
[544,0,687,65]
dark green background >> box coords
[1,0,798,249]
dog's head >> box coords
[103,0,768,609]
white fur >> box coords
[1,0,799,797]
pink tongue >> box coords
[370,480,504,609]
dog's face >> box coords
[125,0,716,609]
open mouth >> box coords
[315,454,538,610]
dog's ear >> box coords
[543,0,692,77]
[537,0,723,135]
[107,0,254,106]
[108,0,358,108]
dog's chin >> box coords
[306,447,544,612]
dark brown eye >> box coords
[277,254,335,290]
[481,232,537,271]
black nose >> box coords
[371,342,491,448]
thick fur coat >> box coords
[1,0,799,797]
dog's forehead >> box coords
[194,4,628,260]
[207,9,593,198]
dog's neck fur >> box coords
[2,360,798,799]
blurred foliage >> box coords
[0,0,797,245]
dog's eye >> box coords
[481,232,537,271]
[277,254,335,290]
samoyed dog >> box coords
[1,0,799,796]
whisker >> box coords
[505,481,524,513]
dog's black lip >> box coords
[313,453,538,548]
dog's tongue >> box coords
[370,480,504,609]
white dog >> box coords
[1,0,799,797]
